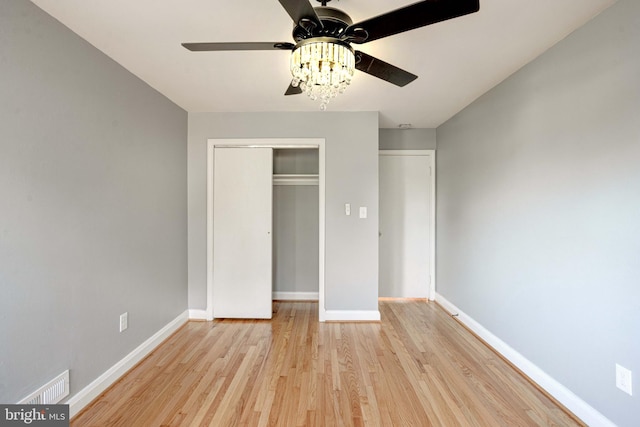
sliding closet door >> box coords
[213,147,273,319]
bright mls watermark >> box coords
[0,405,68,426]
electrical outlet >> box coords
[616,364,632,396]
[119,312,128,332]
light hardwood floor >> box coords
[71,300,584,426]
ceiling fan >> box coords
[183,0,480,109]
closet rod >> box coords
[273,174,319,186]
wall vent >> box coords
[18,370,70,405]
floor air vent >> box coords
[18,370,70,405]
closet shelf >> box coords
[273,174,319,186]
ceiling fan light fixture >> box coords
[184,1,481,107]
[290,38,355,110]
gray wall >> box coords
[188,112,379,312]
[379,128,437,150]
[0,0,187,403]
[436,1,639,425]
[273,148,319,174]
[273,186,319,293]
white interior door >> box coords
[213,147,273,318]
[379,152,433,298]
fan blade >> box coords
[278,0,324,30]
[355,51,418,87]
[345,0,479,44]
[182,42,294,51]
[285,83,303,95]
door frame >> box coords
[207,138,326,321]
[379,149,436,301]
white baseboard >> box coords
[322,310,381,322]
[188,309,209,320]
[272,291,319,301]
[435,293,616,427]
[66,310,189,418]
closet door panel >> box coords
[379,153,431,298]
[213,147,273,318]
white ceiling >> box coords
[30,0,615,128]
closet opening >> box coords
[206,139,326,321]
[272,148,320,301]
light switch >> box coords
[345,203,351,216]
[359,207,367,219]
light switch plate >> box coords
[345,203,351,216]
[616,364,633,395]
[359,207,367,219]
[119,312,128,332]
